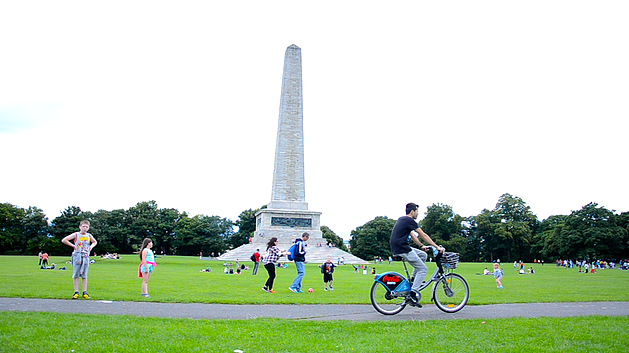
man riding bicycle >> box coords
[390,203,444,306]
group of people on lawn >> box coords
[53,203,478,301]
[54,221,338,299]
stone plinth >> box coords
[253,208,322,245]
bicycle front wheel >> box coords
[433,273,469,313]
[370,281,406,315]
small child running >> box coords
[493,263,504,289]
[319,256,336,291]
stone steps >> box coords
[217,242,369,265]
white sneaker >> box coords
[324,287,328,291]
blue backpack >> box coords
[287,241,299,261]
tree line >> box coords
[0,200,346,256]
[2,194,627,262]
[349,194,629,263]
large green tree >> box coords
[419,203,466,255]
[471,209,503,262]
[125,201,160,250]
[154,208,181,255]
[173,214,232,256]
[90,209,129,254]
[23,206,50,255]
[460,217,483,262]
[535,215,568,260]
[349,216,396,261]
[493,193,538,261]
[49,206,92,255]
[0,203,25,255]
[228,208,259,249]
[321,225,347,251]
[559,203,628,260]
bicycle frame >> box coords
[373,249,447,298]
[372,248,469,314]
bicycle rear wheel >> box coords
[370,281,406,315]
[433,273,469,313]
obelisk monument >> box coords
[254,44,323,243]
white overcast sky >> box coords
[1,1,627,239]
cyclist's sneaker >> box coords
[408,299,422,308]
[288,287,299,294]
[407,291,422,308]
[82,292,91,299]
[71,292,79,299]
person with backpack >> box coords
[288,232,310,293]
[251,249,261,276]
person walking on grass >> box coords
[493,263,504,289]
[252,249,261,276]
[138,238,156,297]
[62,220,98,299]
[288,232,310,294]
[262,237,289,293]
[41,252,49,267]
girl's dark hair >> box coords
[139,238,153,260]
[266,237,278,250]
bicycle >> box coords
[370,247,469,315]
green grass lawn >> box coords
[1,255,627,305]
[2,255,628,352]
[1,312,627,352]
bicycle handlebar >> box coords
[428,246,446,273]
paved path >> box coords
[2,298,628,321]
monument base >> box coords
[253,208,322,244]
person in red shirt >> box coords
[252,249,261,275]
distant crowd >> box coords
[555,258,628,272]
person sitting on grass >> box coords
[528,267,535,274]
